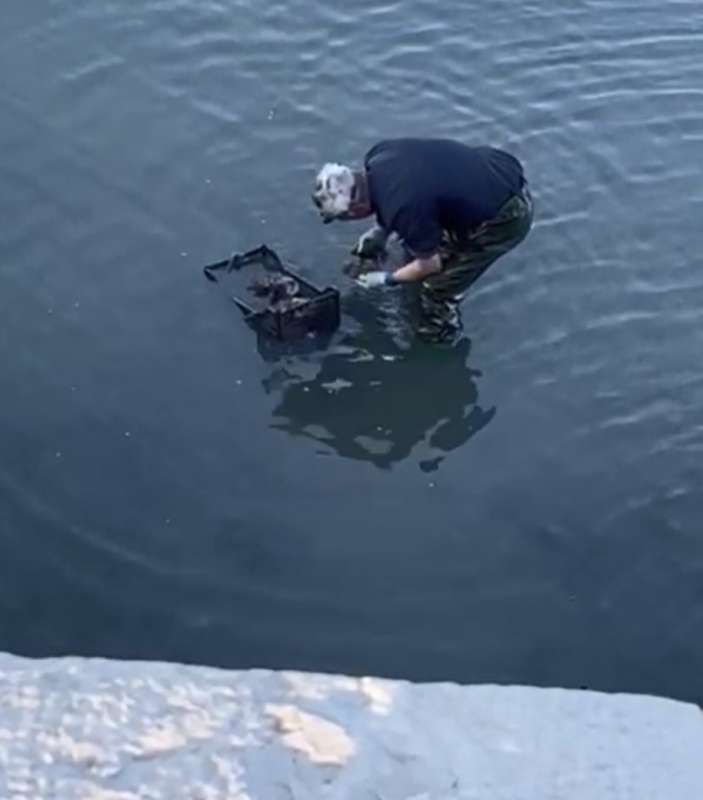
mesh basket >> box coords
[203,245,340,341]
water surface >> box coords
[1,0,702,703]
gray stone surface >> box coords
[0,652,701,799]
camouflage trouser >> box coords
[417,186,534,342]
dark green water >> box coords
[1,1,702,702]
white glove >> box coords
[352,225,388,259]
[356,271,391,289]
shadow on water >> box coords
[260,292,497,470]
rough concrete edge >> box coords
[1,650,698,713]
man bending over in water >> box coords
[312,137,533,343]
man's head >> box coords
[312,163,371,223]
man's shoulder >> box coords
[364,137,428,162]
[364,138,398,165]
[365,137,483,162]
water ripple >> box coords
[2,0,703,696]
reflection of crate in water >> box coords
[203,245,340,341]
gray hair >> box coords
[312,162,355,222]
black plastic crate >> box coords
[203,245,340,341]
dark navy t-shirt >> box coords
[364,138,525,257]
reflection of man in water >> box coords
[312,138,533,344]
[266,297,496,470]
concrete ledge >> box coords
[0,652,701,799]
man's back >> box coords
[365,138,525,255]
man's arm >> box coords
[355,253,442,289]
[389,253,441,283]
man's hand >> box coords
[351,225,388,259]
[355,271,391,289]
